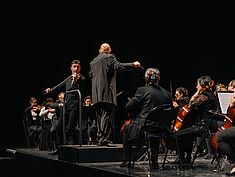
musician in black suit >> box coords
[120,67,175,170]
[23,96,42,147]
[44,59,85,145]
[89,43,141,147]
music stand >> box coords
[216,91,234,114]
[191,91,233,167]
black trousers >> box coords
[94,102,115,145]
[216,126,235,163]
[65,110,79,144]
[178,133,194,160]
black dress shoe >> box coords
[49,150,58,155]
[119,161,131,168]
[119,161,128,167]
[97,140,117,147]
[107,142,117,147]
[225,171,235,176]
[225,167,235,176]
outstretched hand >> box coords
[133,61,144,70]
[133,61,140,67]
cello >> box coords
[173,85,214,133]
[211,105,235,151]
[173,105,191,132]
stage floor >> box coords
[2,145,234,177]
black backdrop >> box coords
[1,3,235,148]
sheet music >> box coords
[217,91,233,114]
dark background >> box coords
[1,2,234,149]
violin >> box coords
[32,104,43,112]
[211,105,235,151]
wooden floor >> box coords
[0,145,234,177]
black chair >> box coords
[22,118,30,147]
[131,104,183,170]
[211,151,227,172]
[189,110,218,167]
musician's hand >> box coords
[48,108,56,113]
[190,90,200,101]
[72,73,80,81]
[32,105,42,111]
[173,100,179,108]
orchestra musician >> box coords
[44,59,86,145]
[176,75,219,161]
[215,79,235,176]
[82,95,97,145]
[172,87,193,164]
[49,92,65,155]
[120,67,174,170]
[173,87,190,111]
[39,97,55,150]
[23,96,43,147]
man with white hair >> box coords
[89,42,141,146]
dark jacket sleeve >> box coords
[108,54,133,70]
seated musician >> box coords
[176,75,219,161]
[216,79,235,176]
[82,95,97,145]
[23,96,43,147]
[172,87,192,164]
[49,92,65,155]
[119,67,175,170]
[173,87,190,111]
[39,97,55,150]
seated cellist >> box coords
[171,87,192,164]
[175,75,219,163]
